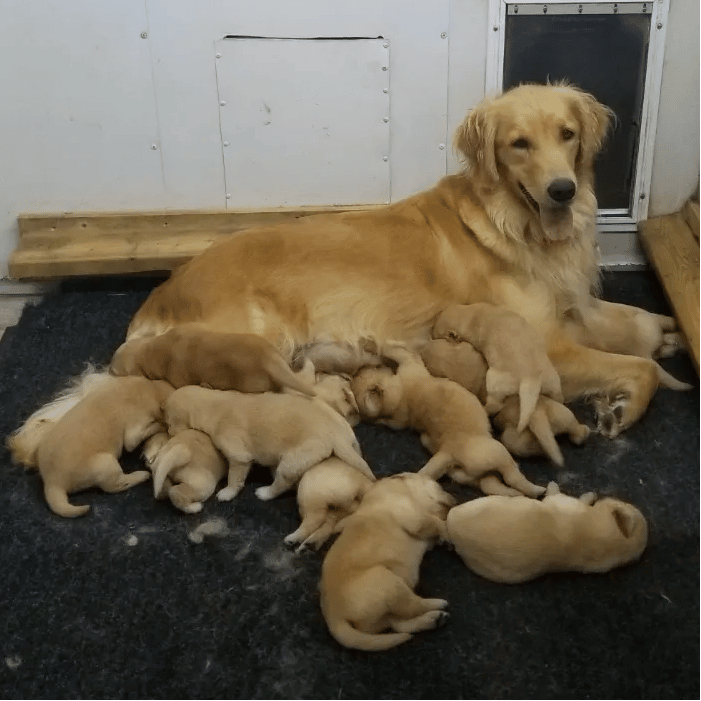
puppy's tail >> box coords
[332,441,376,482]
[527,406,564,467]
[327,618,411,651]
[152,443,191,498]
[44,484,90,518]
[265,354,317,397]
[517,377,541,433]
[655,362,693,391]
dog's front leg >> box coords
[217,459,252,501]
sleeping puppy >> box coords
[142,429,227,513]
[351,343,545,498]
[447,481,648,583]
[320,472,455,651]
[433,302,563,432]
[284,456,373,551]
[110,325,316,397]
[493,395,590,467]
[419,337,488,400]
[30,376,173,517]
[163,386,375,502]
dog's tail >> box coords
[44,483,90,518]
[152,443,191,498]
[327,618,411,651]
[517,377,541,433]
[7,365,113,468]
[527,405,564,467]
[331,440,376,482]
[655,362,693,391]
[265,354,317,397]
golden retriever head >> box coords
[350,367,404,419]
[455,83,613,242]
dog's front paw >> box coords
[216,485,241,502]
[656,331,686,358]
[254,486,277,501]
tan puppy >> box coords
[351,344,544,498]
[320,472,455,651]
[142,429,227,514]
[284,457,373,551]
[419,338,488,400]
[493,395,590,466]
[292,359,360,425]
[110,326,316,396]
[30,376,173,517]
[433,302,563,432]
[163,385,375,502]
[447,481,648,583]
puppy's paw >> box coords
[216,485,240,502]
[434,611,450,629]
[593,392,628,438]
[180,501,203,514]
[656,331,686,358]
[255,486,277,501]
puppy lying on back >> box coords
[142,429,227,513]
[433,302,563,432]
[110,326,316,396]
[320,472,455,651]
[27,376,172,517]
[164,386,375,502]
[351,343,544,498]
[447,481,648,583]
[284,456,374,551]
[493,395,590,467]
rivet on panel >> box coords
[438,144,445,150]
[383,42,389,48]
[440,32,447,39]
[383,117,389,123]
[151,144,158,150]
[226,194,231,199]
[216,53,222,58]
[383,156,388,162]
[383,88,388,93]
[382,66,388,71]
[220,101,226,106]
[223,141,230,147]
[140,32,148,39]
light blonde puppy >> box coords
[26,376,173,518]
[142,429,227,514]
[351,343,544,498]
[433,302,563,432]
[284,456,373,551]
[493,395,590,466]
[420,338,488,399]
[163,385,375,502]
[110,326,316,397]
[447,481,648,583]
[320,472,455,651]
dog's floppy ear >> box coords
[363,383,385,417]
[611,504,638,538]
[569,88,615,169]
[454,100,499,182]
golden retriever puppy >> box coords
[163,386,375,502]
[284,456,373,551]
[493,395,590,467]
[320,472,455,651]
[141,429,227,514]
[29,377,173,518]
[419,337,488,399]
[351,344,545,498]
[110,326,316,396]
[447,481,648,583]
[433,302,563,432]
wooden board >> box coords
[639,209,700,374]
[9,206,378,279]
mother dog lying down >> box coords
[14,83,686,453]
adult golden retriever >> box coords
[122,83,688,438]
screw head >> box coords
[216,53,222,58]
[383,156,388,162]
[383,42,389,48]
[383,117,389,123]
[220,100,226,106]
[438,143,445,150]
[226,194,231,199]
[223,141,230,147]
[140,32,148,39]
[441,32,447,39]
[493,26,499,31]
[656,21,663,29]
[383,88,388,93]
[151,144,158,150]
[640,193,646,200]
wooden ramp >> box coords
[639,200,700,374]
[8,206,375,279]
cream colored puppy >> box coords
[28,376,173,517]
[320,472,455,651]
[493,395,590,466]
[433,302,563,432]
[284,457,373,551]
[110,326,316,396]
[447,481,648,583]
[142,429,227,513]
[163,385,375,502]
[351,344,544,498]
[419,337,488,400]
[292,360,360,425]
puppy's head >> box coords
[389,472,457,519]
[593,497,649,564]
[455,83,613,243]
[315,372,360,426]
[350,367,403,419]
[432,304,474,342]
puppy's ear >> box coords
[363,384,385,417]
[611,505,637,538]
[454,100,498,182]
[569,88,615,169]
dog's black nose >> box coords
[547,178,576,203]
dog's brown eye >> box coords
[562,128,575,141]
[511,138,530,149]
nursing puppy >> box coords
[493,395,590,467]
[142,429,227,513]
[433,302,563,432]
[419,338,488,400]
[320,472,455,651]
[351,343,544,497]
[447,481,648,583]
[284,456,373,551]
[29,376,173,517]
[110,326,316,396]
[163,386,374,502]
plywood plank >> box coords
[639,212,700,373]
